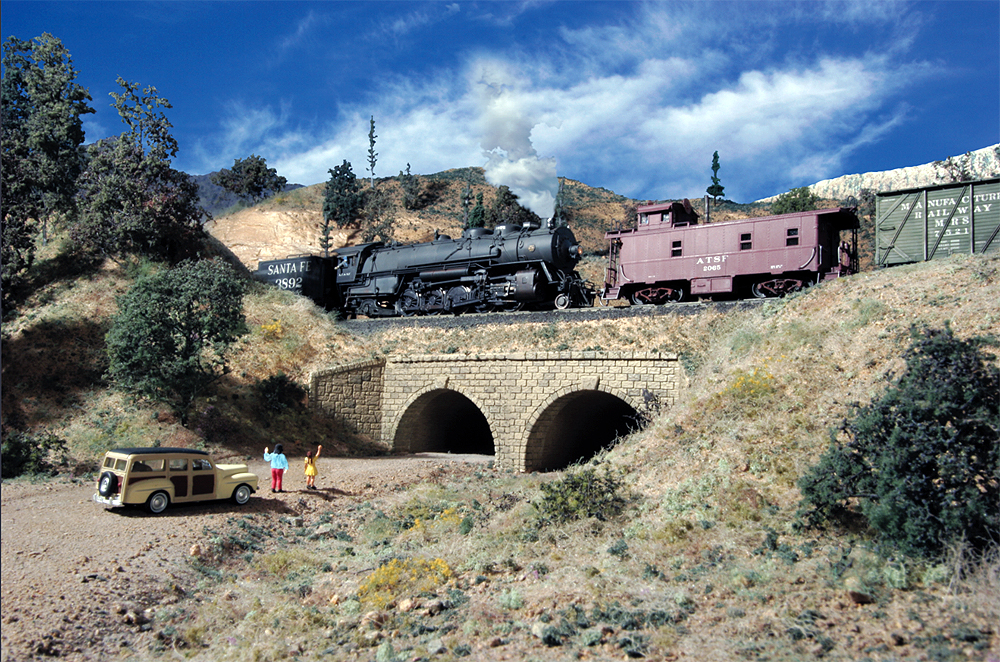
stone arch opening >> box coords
[525,390,640,471]
[392,389,494,455]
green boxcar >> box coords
[875,178,1000,267]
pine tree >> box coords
[322,161,363,255]
[367,115,378,189]
[400,163,420,210]
[706,151,725,202]
[467,193,486,229]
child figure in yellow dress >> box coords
[304,444,322,490]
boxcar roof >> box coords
[875,177,1000,197]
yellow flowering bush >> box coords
[260,319,283,340]
[356,558,452,609]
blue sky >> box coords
[3,1,998,214]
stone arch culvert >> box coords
[310,352,680,472]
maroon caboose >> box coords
[601,201,859,304]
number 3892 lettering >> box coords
[275,277,302,289]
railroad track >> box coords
[341,298,768,334]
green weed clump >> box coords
[535,466,628,524]
[799,324,1000,558]
[356,557,452,609]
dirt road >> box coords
[1,453,490,661]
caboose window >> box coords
[786,228,799,246]
[740,233,752,250]
[671,240,682,257]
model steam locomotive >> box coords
[256,223,594,317]
[599,201,859,304]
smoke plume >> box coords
[475,62,558,219]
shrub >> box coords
[535,466,628,523]
[1,430,69,478]
[255,372,306,412]
[771,186,818,215]
[798,324,1000,557]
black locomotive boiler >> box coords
[256,223,594,317]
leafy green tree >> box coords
[706,151,725,202]
[211,154,287,204]
[322,160,363,254]
[1,33,94,309]
[798,324,1000,557]
[400,163,420,210]
[466,193,486,229]
[771,186,818,215]
[74,78,204,261]
[105,259,247,422]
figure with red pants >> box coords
[264,443,288,493]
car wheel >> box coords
[98,471,117,497]
[146,491,170,514]
[232,484,252,505]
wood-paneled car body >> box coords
[93,447,259,514]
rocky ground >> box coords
[0,454,489,661]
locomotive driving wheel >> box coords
[424,289,446,314]
[397,291,420,316]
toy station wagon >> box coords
[93,447,259,514]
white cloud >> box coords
[194,1,937,204]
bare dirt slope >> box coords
[0,454,489,661]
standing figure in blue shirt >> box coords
[264,443,289,493]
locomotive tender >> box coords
[256,223,593,317]
[600,201,860,304]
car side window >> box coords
[169,459,188,471]
[192,459,212,471]
[144,459,165,471]
[115,459,128,471]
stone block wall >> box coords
[309,358,385,441]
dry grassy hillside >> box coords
[3,212,998,659]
